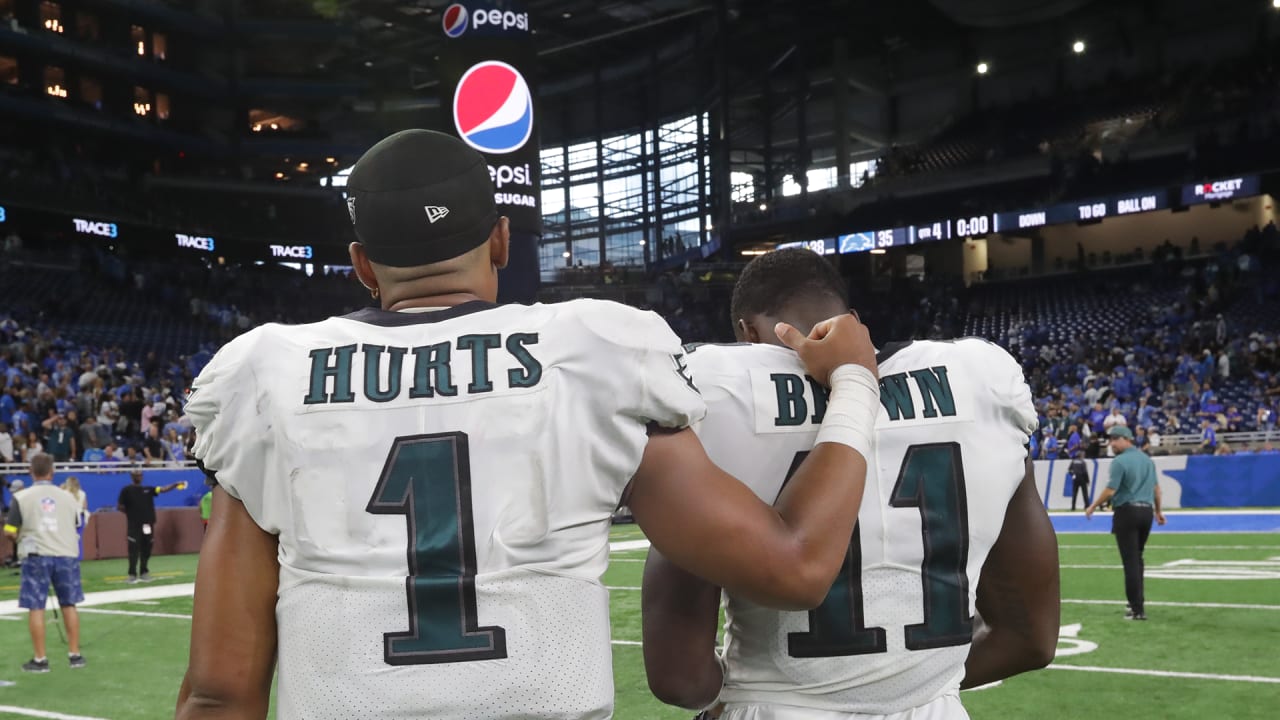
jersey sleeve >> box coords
[682,346,776,500]
[185,327,276,532]
[575,301,706,429]
[973,340,1038,439]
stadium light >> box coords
[976,62,989,75]
[870,248,887,255]
[741,249,768,256]
[562,251,571,258]
[638,239,647,246]
[758,202,768,211]
[1274,0,1280,9]
[1073,40,1086,54]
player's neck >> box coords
[383,292,491,312]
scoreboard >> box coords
[829,176,1256,255]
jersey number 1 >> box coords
[367,433,508,665]
[788,442,972,657]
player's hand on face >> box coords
[775,313,878,386]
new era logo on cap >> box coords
[424,206,450,224]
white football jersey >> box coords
[684,339,1036,716]
[186,299,705,720]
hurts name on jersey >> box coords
[302,334,543,405]
[771,366,957,426]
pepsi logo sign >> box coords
[442,4,468,38]
[453,61,533,155]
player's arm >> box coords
[628,315,877,610]
[157,482,183,493]
[1085,462,1121,518]
[641,549,724,709]
[176,486,278,720]
[962,460,1060,688]
[4,500,21,541]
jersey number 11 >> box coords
[787,442,973,657]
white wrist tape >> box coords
[815,364,880,460]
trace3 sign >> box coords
[175,233,215,252]
[270,244,314,260]
[73,218,119,238]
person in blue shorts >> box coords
[4,453,85,672]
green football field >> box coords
[0,526,1276,719]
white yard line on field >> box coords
[1061,598,1280,611]
[1059,545,1280,550]
[0,706,111,720]
[1047,664,1280,684]
[78,608,192,620]
[0,583,194,617]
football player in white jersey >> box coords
[175,132,885,720]
[642,248,1060,720]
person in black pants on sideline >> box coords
[116,469,184,583]
[1068,455,1091,511]
[1085,426,1166,620]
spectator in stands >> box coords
[78,416,109,456]
[1198,420,1218,454]
[1066,424,1083,458]
[1088,402,1107,435]
[0,422,12,464]
[163,428,185,462]
[142,420,165,464]
[1136,397,1155,428]
[41,414,76,462]
[1134,426,1151,453]
[1103,407,1128,433]
[22,432,41,462]
[1083,379,1100,407]
[118,391,143,437]
[101,442,122,463]
[1214,442,1234,456]
[11,402,32,437]
[1225,406,1244,433]
[1043,433,1060,460]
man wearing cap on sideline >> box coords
[5,453,85,672]
[1086,425,1166,620]
[176,129,882,720]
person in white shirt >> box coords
[1102,407,1128,432]
[0,422,13,463]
